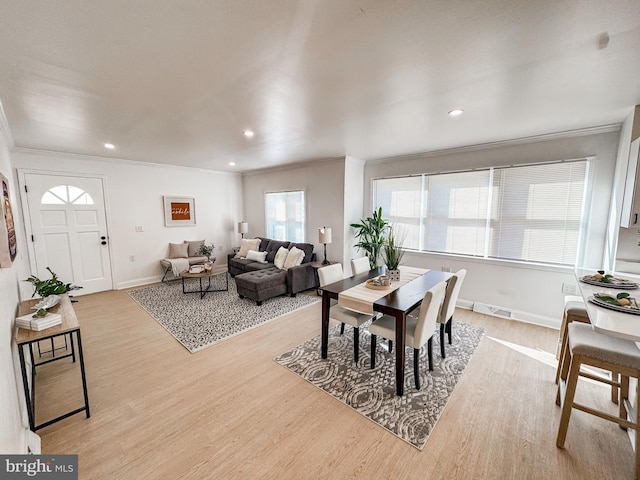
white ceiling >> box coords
[0,0,639,172]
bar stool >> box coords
[555,295,619,403]
[556,322,640,477]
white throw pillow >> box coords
[245,250,268,263]
[236,238,260,258]
[283,246,305,270]
[273,246,289,269]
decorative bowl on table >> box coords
[31,294,60,310]
[365,277,391,290]
[580,271,638,289]
[590,292,640,315]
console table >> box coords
[15,294,90,431]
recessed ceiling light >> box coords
[104,143,115,149]
[448,109,464,117]
[229,162,236,166]
[243,130,254,138]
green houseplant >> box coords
[198,242,215,261]
[382,226,405,281]
[25,267,81,298]
[350,207,389,268]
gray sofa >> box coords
[228,237,317,304]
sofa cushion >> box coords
[184,239,204,257]
[257,237,271,252]
[169,242,189,258]
[265,240,291,263]
[237,238,261,258]
[290,242,314,264]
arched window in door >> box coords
[41,185,95,205]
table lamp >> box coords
[238,221,248,239]
[318,226,332,265]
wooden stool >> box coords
[555,296,620,403]
[556,322,640,478]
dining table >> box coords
[321,267,453,396]
[574,268,640,343]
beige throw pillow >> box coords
[273,246,290,269]
[236,238,260,258]
[168,242,189,258]
[185,240,204,257]
[283,246,305,270]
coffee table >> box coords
[181,265,228,299]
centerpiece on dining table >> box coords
[382,226,405,282]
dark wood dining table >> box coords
[321,267,453,396]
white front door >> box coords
[21,173,113,295]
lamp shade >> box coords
[318,227,332,244]
[238,222,249,234]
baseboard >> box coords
[471,300,559,330]
[116,276,162,290]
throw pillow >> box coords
[273,246,290,270]
[283,246,305,270]
[184,240,204,257]
[290,242,314,263]
[236,238,260,258]
[168,242,189,259]
[246,250,268,263]
[265,240,291,263]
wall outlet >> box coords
[135,225,144,232]
[441,266,451,272]
[129,255,135,262]
[562,282,577,295]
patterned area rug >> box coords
[128,276,319,353]
[275,321,485,449]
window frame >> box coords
[264,189,306,242]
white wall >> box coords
[0,123,31,452]
[11,151,243,290]
[364,128,621,325]
[242,158,346,264]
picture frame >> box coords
[163,196,196,227]
[0,172,17,267]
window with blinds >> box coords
[265,190,306,242]
[372,160,587,266]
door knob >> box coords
[101,241,107,245]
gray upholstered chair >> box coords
[438,269,466,358]
[350,256,370,275]
[318,263,373,363]
[556,322,640,476]
[369,280,447,389]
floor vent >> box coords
[473,302,514,319]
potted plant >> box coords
[198,242,215,269]
[382,227,405,281]
[350,207,389,268]
[25,267,81,298]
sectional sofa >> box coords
[227,237,317,305]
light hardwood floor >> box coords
[33,288,635,479]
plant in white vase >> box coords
[382,227,405,282]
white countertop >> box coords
[575,268,640,342]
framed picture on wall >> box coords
[0,172,17,267]
[163,196,196,227]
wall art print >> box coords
[0,172,17,267]
[163,196,196,227]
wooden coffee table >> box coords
[181,265,228,299]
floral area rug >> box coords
[128,275,319,353]
[274,320,485,449]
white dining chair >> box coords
[318,263,374,363]
[369,280,447,389]
[350,256,370,275]
[438,269,466,358]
